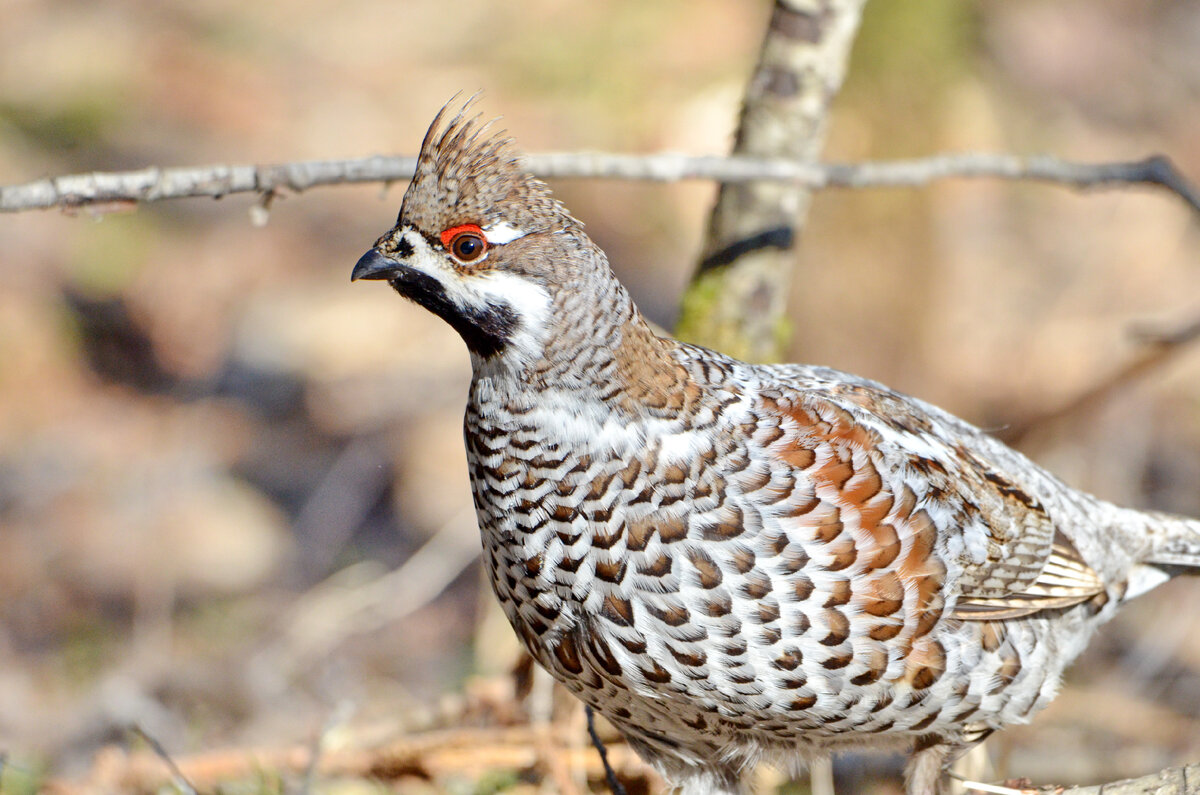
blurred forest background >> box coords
[3,1,1200,793]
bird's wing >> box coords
[753,377,1105,623]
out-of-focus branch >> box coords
[677,0,869,363]
[128,725,197,795]
[1001,313,1200,445]
[246,505,480,697]
[1040,763,1200,795]
[3,152,1197,215]
[44,728,1200,795]
[960,764,1200,795]
[45,727,655,795]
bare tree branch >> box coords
[1001,312,1200,445]
[47,727,656,795]
[44,729,1200,795]
[1042,762,1200,795]
[2,152,1197,215]
[246,505,480,698]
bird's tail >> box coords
[1142,511,1200,567]
[1123,509,1200,599]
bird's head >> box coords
[352,99,594,366]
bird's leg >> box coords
[947,743,992,795]
[905,738,951,795]
[809,756,835,795]
[585,705,628,795]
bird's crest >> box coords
[401,96,574,236]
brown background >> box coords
[2,1,1200,791]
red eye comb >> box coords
[440,224,483,249]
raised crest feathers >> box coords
[401,95,574,236]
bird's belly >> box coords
[465,412,1094,755]
[480,497,1087,754]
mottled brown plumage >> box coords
[401,102,575,241]
[351,100,1200,795]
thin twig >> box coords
[1001,314,1200,444]
[297,701,354,795]
[528,670,582,795]
[249,505,480,695]
[49,726,653,795]
[299,728,323,795]
[2,152,1197,214]
[950,776,1035,795]
[585,706,628,795]
[129,724,198,795]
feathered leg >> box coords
[905,738,951,795]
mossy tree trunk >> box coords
[675,0,868,363]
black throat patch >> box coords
[388,267,518,358]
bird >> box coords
[351,99,1200,795]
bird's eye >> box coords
[440,224,488,264]
[451,231,485,261]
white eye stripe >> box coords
[483,222,527,245]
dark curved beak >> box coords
[351,249,402,282]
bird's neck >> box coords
[470,267,696,419]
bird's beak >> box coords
[351,249,402,282]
